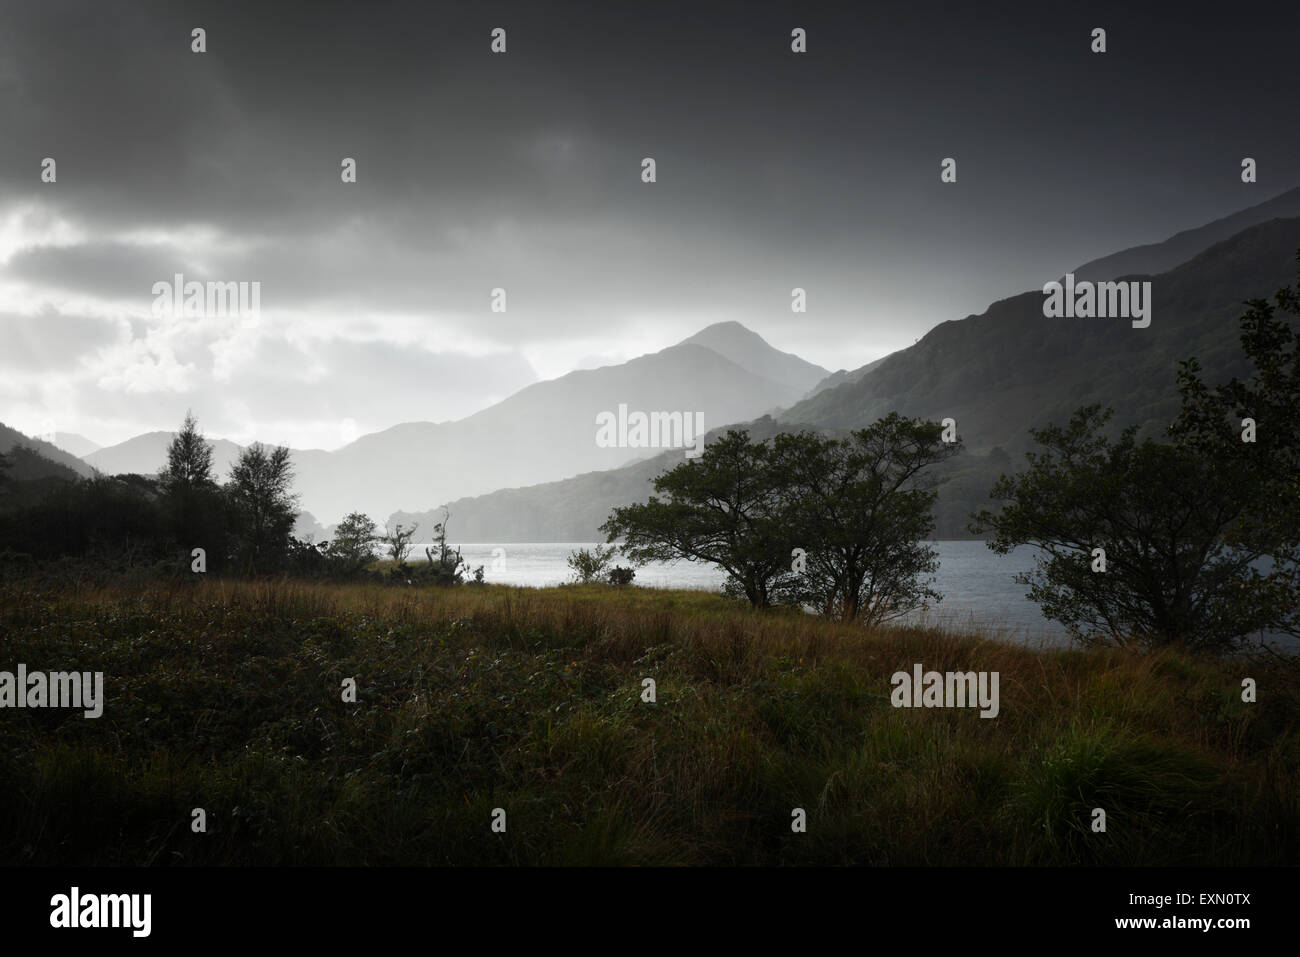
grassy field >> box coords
[0,575,1296,866]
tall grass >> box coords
[0,576,1294,865]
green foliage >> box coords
[158,413,229,572]
[225,442,298,575]
[603,430,801,609]
[389,509,473,586]
[0,578,1293,865]
[1172,251,1300,638]
[603,419,955,622]
[1007,724,1222,865]
[607,565,636,586]
[976,258,1300,652]
[772,414,960,624]
[326,512,379,574]
[972,406,1276,651]
[0,473,171,564]
[567,544,616,583]
[160,411,216,493]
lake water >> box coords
[412,541,1294,653]
[413,540,1085,646]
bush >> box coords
[567,545,617,583]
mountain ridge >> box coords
[416,214,1300,541]
[82,325,828,524]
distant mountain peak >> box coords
[685,319,757,337]
[680,321,828,395]
[681,320,771,351]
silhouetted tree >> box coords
[226,442,297,575]
[605,423,956,616]
[775,415,960,624]
[380,521,418,565]
[160,411,215,491]
[971,406,1278,651]
[327,511,379,574]
[1172,252,1300,638]
[603,430,796,609]
[159,412,227,570]
[413,508,469,585]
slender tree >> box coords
[159,412,225,567]
[380,521,418,565]
[226,442,298,575]
[160,411,215,493]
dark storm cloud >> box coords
[5,240,198,300]
[2,0,1299,445]
[6,1,1299,247]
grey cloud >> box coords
[0,308,123,371]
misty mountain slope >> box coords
[302,340,801,523]
[85,431,247,481]
[804,354,889,399]
[410,216,1300,543]
[50,432,101,458]
[0,423,95,478]
[1072,185,1300,282]
[779,216,1300,455]
[83,324,820,525]
[392,416,802,542]
[681,321,829,394]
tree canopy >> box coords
[603,417,957,623]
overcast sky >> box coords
[2,0,1298,449]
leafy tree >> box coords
[604,423,955,616]
[775,415,959,625]
[0,473,169,563]
[567,544,616,583]
[1172,253,1300,638]
[225,442,298,575]
[971,406,1278,651]
[327,511,378,573]
[159,412,226,568]
[602,430,797,609]
[607,565,636,586]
